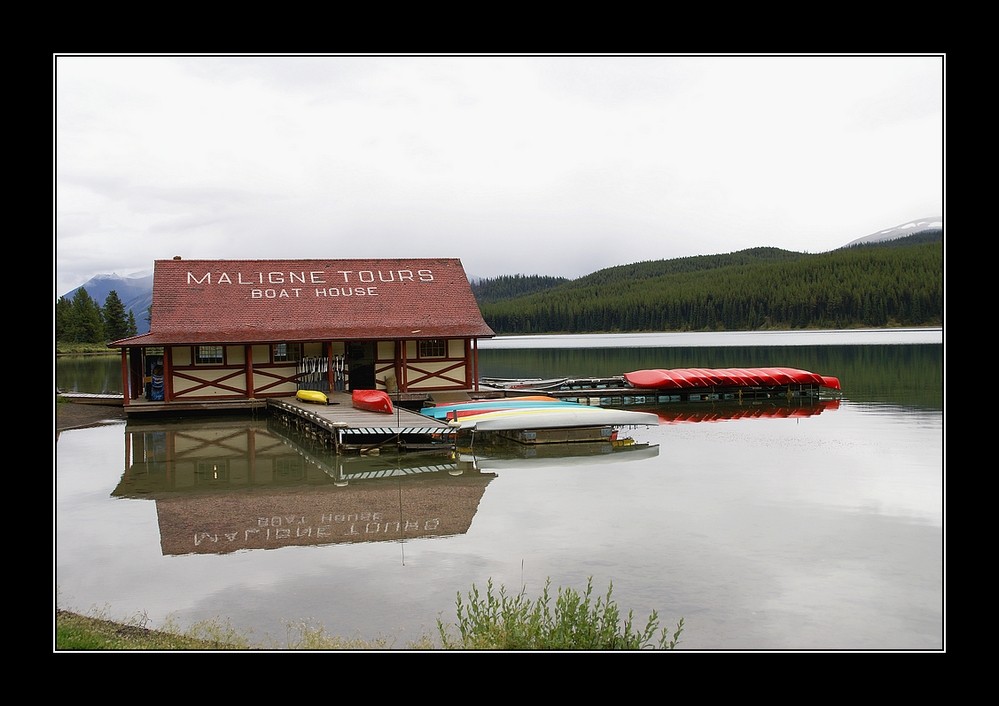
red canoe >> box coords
[619,369,670,388]
[623,367,841,391]
[352,389,394,414]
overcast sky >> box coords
[54,54,944,297]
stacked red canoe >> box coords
[623,367,840,390]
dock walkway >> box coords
[57,392,125,406]
[268,391,456,454]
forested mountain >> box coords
[473,231,943,334]
[470,274,571,304]
[58,225,943,343]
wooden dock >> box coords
[56,392,125,406]
[268,391,456,454]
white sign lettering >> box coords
[185,269,435,301]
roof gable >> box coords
[123,257,494,345]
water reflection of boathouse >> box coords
[114,418,495,556]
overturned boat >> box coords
[623,367,840,391]
[479,366,841,404]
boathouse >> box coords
[109,257,495,409]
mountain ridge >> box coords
[844,216,942,247]
[58,216,943,336]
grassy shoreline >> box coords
[56,578,684,651]
[55,608,413,650]
[56,610,245,651]
[56,345,116,356]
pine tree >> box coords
[68,288,105,343]
[102,290,130,342]
[55,296,72,340]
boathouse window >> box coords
[418,339,446,358]
[272,343,302,362]
[195,345,224,365]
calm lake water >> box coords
[54,329,944,651]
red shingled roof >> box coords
[110,258,495,346]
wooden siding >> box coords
[151,337,477,402]
[402,359,470,390]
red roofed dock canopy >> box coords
[109,257,495,410]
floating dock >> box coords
[56,392,127,406]
[268,391,456,454]
[269,393,652,452]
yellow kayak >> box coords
[296,389,329,405]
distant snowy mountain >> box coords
[843,217,943,247]
[60,271,154,335]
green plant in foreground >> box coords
[437,577,684,650]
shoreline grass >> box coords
[56,578,683,651]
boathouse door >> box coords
[347,341,376,390]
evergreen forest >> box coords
[472,232,943,334]
[55,288,139,344]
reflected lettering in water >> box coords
[114,418,496,556]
